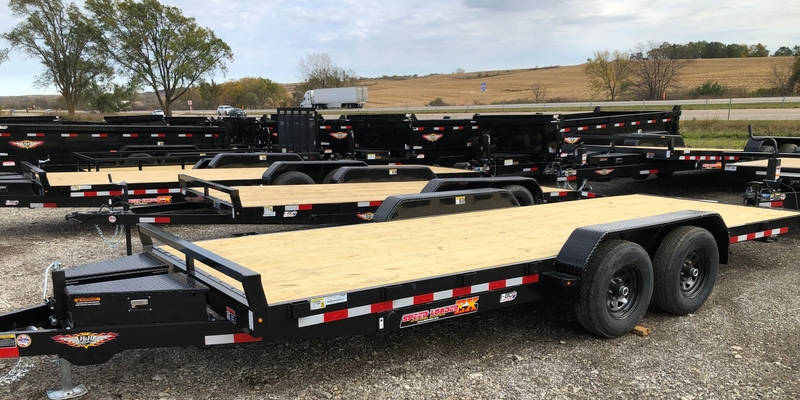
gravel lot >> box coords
[1,170,798,399]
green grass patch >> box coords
[681,120,800,149]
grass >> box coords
[681,120,800,148]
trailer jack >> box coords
[47,358,87,400]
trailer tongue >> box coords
[0,194,798,397]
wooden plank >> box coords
[731,158,800,170]
[162,194,798,305]
[46,167,268,187]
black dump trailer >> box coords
[0,194,797,397]
[321,113,415,161]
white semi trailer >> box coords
[299,87,368,109]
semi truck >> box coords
[299,87,368,109]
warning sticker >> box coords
[74,297,101,307]
[309,293,348,310]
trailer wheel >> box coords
[575,240,653,338]
[652,226,718,315]
[779,143,798,154]
[502,184,536,205]
[322,168,341,183]
[273,171,315,185]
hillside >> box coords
[356,57,795,107]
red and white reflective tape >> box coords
[2,161,15,167]
[298,274,540,328]
[630,121,641,126]
[340,125,352,129]
[663,118,672,122]
[0,133,10,137]
[71,190,124,197]
[729,227,788,244]
[285,204,312,211]
[29,203,57,208]
[559,127,571,133]
[678,155,720,161]
[647,119,656,124]
[129,188,181,195]
[614,122,625,127]
[472,125,479,130]
[412,127,424,132]
[204,134,214,137]
[320,125,331,130]
[61,133,78,138]
[139,217,171,224]
[151,133,166,138]
[724,156,739,161]
[566,175,577,181]
[549,191,568,197]
[416,154,425,159]
[452,126,464,131]
[123,133,139,138]
[640,169,658,175]
[92,133,108,138]
[758,201,784,208]
[522,167,538,172]
[27,132,45,137]
[357,201,382,208]
[595,124,607,129]
[178,133,193,138]
[581,191,597,198]
[577,126,589,131]
[204,333,262,346]
[432,126,445,131]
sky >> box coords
[0,0,798,96]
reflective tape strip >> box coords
[285,204,312,211]
[758,201,783,208]
[61,133,78,137]
[29,203,57,208]
[71,190,124,197]
[631,121,641,125]
[577,126,588,131]
[92,133,108,138]
[647,119,656,124]
[151,133,166,138]
[522,167,538,172]
[678,155,721,161]
[123,133,139,137]
[452,126,464,130]
[595,124,607,129]
[139,217,171,224]
[129,188,180,195]
[729,227,788,243]
[205,134,214,137]
[549,191,568,197]
[204,333,262,345]
[614,122,624,127]
[27,133,45,137]
[357,201,382,207]
[559,127,571,133]
[640,169,658,175]
[297,273,540,328]
[2,161,15,167]
[178,133,193,137]
[581,191,597,198]
[0,347,19,358]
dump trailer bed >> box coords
[2,192,799,397]
[168,194,796,304]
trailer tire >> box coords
[779,143,798,154]
[652,226,718,315]
[502,184,536,205]
[322,168,341,183]
[273,171,315,185]
[575,240,653,338]
[759,145,775,154]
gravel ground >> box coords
[1,170,798,399]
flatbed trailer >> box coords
[0,161,479,209]
[725,158,800,210]
[0,193,798,397]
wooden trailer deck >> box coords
[206,182,564,207]
[46,165,473,187]
[729,158,800,169]
[162,194,798,305]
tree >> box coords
[631,42,686,100]
[584,50,633,101]
[773,46,793,57]
[221,77,288,109]
[294,53,356,102]
[198,79,223,108]
[2,0,112,116]
[748,43,769,57]
[86,0,233,116]
[85,80,138,113]
[530,82,547,103]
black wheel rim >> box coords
[606,265,640,319]
[680,250,707,297]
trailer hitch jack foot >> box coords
[47,358,88,400]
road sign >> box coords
[481,82,487,92]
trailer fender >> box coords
[327,165,436,183]
[372,189,518,222]
[262,160,367,184]
[205,152,302,168]
[421,177,544,204]
[555,210,729,279]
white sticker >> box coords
[259,155,267,161]
[455,196,466,205]
[724,165,737,172]
[70,185,92,190]
[263,206,276,217]
[5,200,19,206]
[367,153,376,160]
[500,291,517,303]
[283,211,298,218]
[309,293,348,310]
[504,159,513,166]
[389,168,397,176]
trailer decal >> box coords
[9,140,44,149]
[356,212,375,221]
[52,332,118,349]
[729,227,788,243]
[297,274,539,328]
[499,291,517,303]
[399,296,479,328]
[329,132,348,139]
[422,133,444,142]
[15,334,31,348]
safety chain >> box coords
[95,223,123,250]
[0,359,34,387]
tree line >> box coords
[585,41,800,101]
